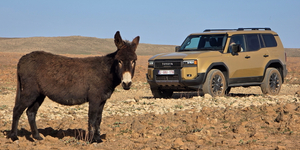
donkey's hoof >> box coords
[94,138,103,143]
[10,135,19,141]
[93,135,103,143]
[33,135,43,140]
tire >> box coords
[261,68,282,95]
[151,88,173,98]
[203,69,227,97]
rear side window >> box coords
[245,34,260,51]
[262,34,277,47]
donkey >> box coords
[9,31,140,143]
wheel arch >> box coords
[203,62,229,85]
[264,60,285,83]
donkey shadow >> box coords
[3,127,104,142]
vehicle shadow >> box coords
[142,92,261,99]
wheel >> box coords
[151,88,173,98]
[261,68,282,95]
[203,69,227,97]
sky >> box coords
[0,0,299,48]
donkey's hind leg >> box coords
[26,94,45,140]
[10,93,41,141]
[10,103,29,141]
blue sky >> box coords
[1,0,299,48]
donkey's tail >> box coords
[15,73,21,104]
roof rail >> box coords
[237,28,271,31]
[203,29,236,32]
[204,28,272,32]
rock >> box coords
[204,94,212,99]
[185,134,198,142]
[45,136,57,142]
[252,132,264,140]
[274,111,284,123]
[275,145,286,150]
[284,103,297,113]
[134,96,140,102]
[173,138,184,148]
[131,132,140,139]
[131,120,146,133]
[125,99,136,104]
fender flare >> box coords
[202,62,229,85]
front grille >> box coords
[154,59,182,69]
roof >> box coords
[189,28,278,36]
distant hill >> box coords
[0,36,299,56]
[0,36,175,55]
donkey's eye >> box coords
[131,60,136,66]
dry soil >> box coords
[1,53,300,150]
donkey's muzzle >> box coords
[122,72,132,90]
[122,81,132,90]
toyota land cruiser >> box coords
[147,28,287,97]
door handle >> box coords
[245,55,250,59]
[263,54,269,57]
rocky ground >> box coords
[1,54,300,149]
[1,83,300,150]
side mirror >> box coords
[175,46,181,52]
[231,44,241,55]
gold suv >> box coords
[147,28,287,97]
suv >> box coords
[147,28,287,97]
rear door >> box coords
[243,34,269,77]
[225,34,269,85]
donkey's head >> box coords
[114,31,140,90]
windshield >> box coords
[179,34,227,52]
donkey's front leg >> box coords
[93,100,107,143]
[87,99,106,143]
[87,102,98,143]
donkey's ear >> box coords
[131,36,140,51]
[114,31,124,49]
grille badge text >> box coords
[162,62,173,66]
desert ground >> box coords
[1,43,300,149]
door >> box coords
[224,34,269,84]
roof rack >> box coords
[203,29,236,32]
[237,28,271,31]
[204,28,271,32]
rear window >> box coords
[262,34,277,47]
[245,34,260,51]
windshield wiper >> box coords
[179,49,195,52]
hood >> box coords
[149,51,222,60]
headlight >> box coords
[148,60,154,68]
[183,59,197,65]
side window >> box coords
[228,35,245,53]
[245,34,260,51]
[262,34,277,47]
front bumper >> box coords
[147,71,205,91]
